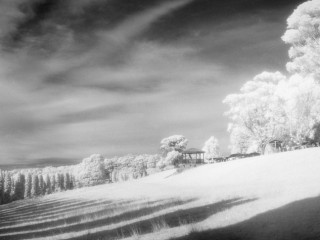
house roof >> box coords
[227,153,245,158]
[182,148,205,154]
[247,152,260,156]
[269,139,283,143]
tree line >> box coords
[0,170,74,205]
[0,134,221,205]
[224,0,320,154]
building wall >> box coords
[264,144,281,155]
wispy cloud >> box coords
[0,0,28,38]
[109,0,192,43]
[0,0,211,163]
[0,0,298,163]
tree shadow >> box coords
[68,197,255,240]
[0,199,136,233]
[171,195,320,240]
[0,199,113,223]
[0,198,196,240]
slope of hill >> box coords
[1,148,320,240]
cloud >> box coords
[0,0,300,164]
[0,0,208,163]
[2,0,195,85]
[56,104,127,124]
[109,0,192,43]
[0,37,224,163]
[0,0,29,38]
[64,42,222,90]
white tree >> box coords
[228,126,253,154]
[282,0,320,79]
[224,72,288,153]
[4,172,11,203]
[24,173,32,199]
[146,154,161,169]
[117,154,136,168]
[44,174,51,195]
[31,174,40,197]
[224,70,320,153]
[223,1,320,153]
[160,135,188,157]
[104,157,118,181]
[13,173,25,200]
[75,154,106,187]
[164,151,181,166]
[156,159,166,170]
[132,155,147,178]
[0,171,4,204]
[277,74,320,144]
[64,172,71,190]
[202,136,221,161]
[50,174,56,192]
[60,173,65,191]
[55,173,61,192]
[38,175,45,195]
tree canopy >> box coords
[282,0,320,79]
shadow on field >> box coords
[69,198,255,240]
[0,198,195,240]
[0,199,108,223]
[171,195,320,240]
[0,199,135,233]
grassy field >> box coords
[1,148,320,240]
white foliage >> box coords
[246,142,260,154]
[104,157,118,171]
[202,136,221,160]
[224,70,320,153]
[146,154,161,168]
[164,151,181,165]
[282,0,320,78]
[277,74,320,143]
[30,174,39,197]
[224,72,288,153]
[75,154,106,187]
[4,172,11,196]
[160,135,188,156]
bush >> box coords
[75,154,106,187]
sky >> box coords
[0,0,306,165]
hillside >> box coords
[1,148,320,240]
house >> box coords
[212,157,226,163]
[206,157,226,163]
[227,153,246,161]
[180,148,205,165]
[264,139,283,154]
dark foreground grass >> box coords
[0,199,79,219]
[171,196,320,240]
[0,199,101,223]
[0,199,138,234]
[66,198,255,240]
[0,198,74,215]
[1,198,195,240]
[0,199,122,225]
[0,199,168,236]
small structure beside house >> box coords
[227,153,246,161]
[212,157,226,163]
[205,157,226,163]
[181,148,205,165]
[246,152,261,157]
[264,139,283,154]
[226,152,261,161]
